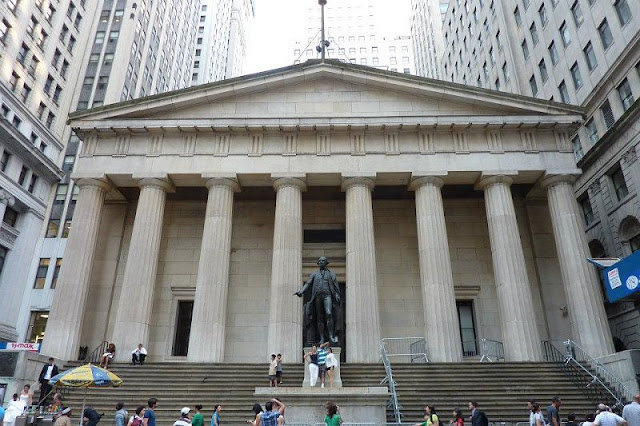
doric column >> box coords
[187,176,239,362]
[0,190,15,224]
[410,176,463,362]
[342,175,381,363]
[477,175,542,361]
[542,174,615,357]
[111,177,173,360]
[41,178,112,360]
[267,175,306,363]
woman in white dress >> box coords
[3,393,26,426]
[325,347,338,387]
[19,384,33,410]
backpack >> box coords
[131,417,142,426]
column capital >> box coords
[0,190,16,207]
[341,174,375,192]
[475,173,516,190]
[540,173,577,189]
[272,175,307,192]
[136,177,175,192]
[74,177,114,193]
[409,175,445,191]
[205,177,240,192]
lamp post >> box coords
[319,0,327,59]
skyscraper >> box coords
[411,0,448,78]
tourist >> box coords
[594,404,627,426]
[131,344,147,366]
[191,405,203,426]
[583,413,596,426]
[83,406,102,426]
[54,408,72,426]
[100,343,116,369]
[566,413,579,426]
[324,402,342,426]
[114,403,128,426]
[450,408,464,426]
[127,407,145,426]
[623,395,640,426]
[547,397,562,426]
[143,398,158,426]
[210,405,221,426]
[3,394,24,426]
[527,401,537,426]
[255,399,285,426]
[415,405,440,426]
[276,354,283,385]
[268,354,278,387]
[174,408,191,426]
[50,393,65,414]
[304,345,319,387]
[247,403,263,426]
[325,347,338,388]
[469,401,488,426]
[38,358,59,407]
[317,342,329,388]
[19,384,33,410]
[531,403,545,426]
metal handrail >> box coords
[563,339,633,407]
[84,341,108,364]
[380,340,406,424]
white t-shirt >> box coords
[326,353,338,368]
[173,419,191,426]
[594,411,625,426]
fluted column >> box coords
[0,190,15,224]
[267,176,306,363]
[410,176,463,362]
[111,177,173,360]
[478,175,542,361]
[342,175,381,363]
[187,176,240,362]
[542,175,614,357]
[41,178,112,360]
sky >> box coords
[244,0,413,74]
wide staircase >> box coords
[59,361,608,425]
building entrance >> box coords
[172,301,193,356]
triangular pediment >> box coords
[68,60,584,126]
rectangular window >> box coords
[18,166,28,185]
[572,135,584,160]
[46,220,60,238]
[33,258,50,289]
[570,62,582,89]
[514,6,522,26]
[559,21,571,46]
[538,59,548,82]
[598,19,613,49]
[558,80,570,103]
[521,39,529,59]
[614,0,632,26]
[27,311,49,343]
[611,167,629,201]
[108,30,119,43]
[495,30,501,49]
[0,151,10,172]
[502,62,509,80]
[0,246,7,276]
[549,41,559,65]
[28,174,38,193]
[103,53,114,66]
[530,23,539,45]
[579,196,593,224]
[3,207,18,227]
[585,118,599,144]
[539,4,548,25]
[617,78,634,111]
[1,18,10,43]
[601,100,615,129]
[529,75,538,96]
[571,1,584,27]
[51,259,62,289]
[584,42,597,71]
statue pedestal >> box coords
[254,386,389,424]
[302,347,342,387]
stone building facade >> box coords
[41,60,615,364]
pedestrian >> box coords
[268,354,278,387]
[415,405,440,426]
[191,406,203,426]
[324,402,342,426]
[211,405,221,426]
[248,404,263,426]
[276,354,283,385]
[594,404,627,426]
[19,384,33,410]
[255,399,285,426]
[127,407,145,426]
[623,395,640,426]
[325,347,338,388]
[173,408,191,426]
[115,403,128,426]
[50,393,65,414]
[54,408,72,426]
[304,345,319,387]
[83,406,102,426]
[317,343,329,388]
[547,397,562,426]
[450,408,464,426]
[566,413,578,426]
[468,401,488,426]
[527,401,537,426]
[531,403,544,426]
[584,413,596,426]
[38,358,59,407]
[131,344,148,365]
[100,343,116,369]
[3,394,24,426]
[143,398,158,426]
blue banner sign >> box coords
[603,250,640,303]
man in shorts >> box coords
[317,342,329,388]
[275,354,283,385]
[268,354,278,387]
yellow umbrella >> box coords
[49,363,123,426]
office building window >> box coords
[51,259,62,289]
[614,0,632,26]
[559,21,571,46]
[529,75,538,96]
[585,118,599,144]
[514,6,521,26]
[548,41,559,65]
[572,135,583,160]
[18,166,28,185]
[617,79,634,111]
[571,1,584,27]
[530,23,539,45]
[502,62,509,80]
[601,100,615,129]
[0,246,7,275]
[28,174,38,193]
[33,258,50,289]
[521,40,529,59]
[3,207,18,227]
[27,311,48,343]
[579,196,593,225]
[598,19,613,49]
[538,59,548,82]
[610,167,629,201]
[583,42,597,71]
[558,80,570,103]
[1,151,10,172]
[570,62,582,89]
[539,4,548,25]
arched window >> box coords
[618,216,640,253]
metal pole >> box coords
[319,0,327,60]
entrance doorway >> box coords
[302,283,346,362]
[457,300,478,357]
[172,301,193,356]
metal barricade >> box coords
[381,337,429,363]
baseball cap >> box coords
[180,407,190,416]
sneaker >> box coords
[321,383,324,388]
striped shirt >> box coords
[317,348,327,365]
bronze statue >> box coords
[295,256,341,344]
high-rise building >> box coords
[0,0,95,346]
[291,0,415,74]
[193,0,255,84]
[412,0,640,351]
[411,0,448,78]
